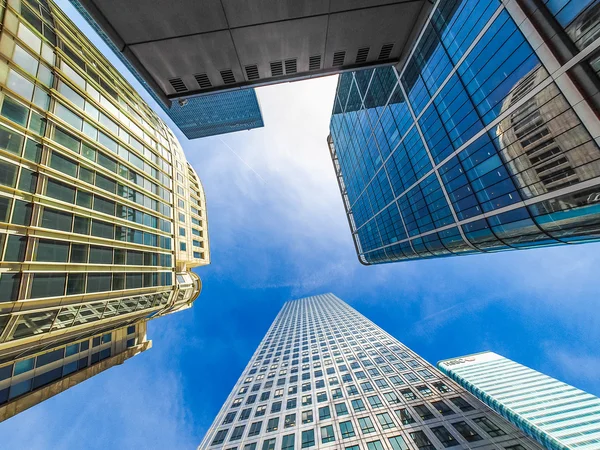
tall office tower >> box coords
[438,352,600,450]
[328,0,600,264]
[0,0,209,421]
[69,0,433,139]
[199,294,543,450]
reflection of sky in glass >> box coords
[329,0,600,264]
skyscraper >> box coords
[0,0,208,420]
[199,294,543,450]
[328,0,600,264]
[438,352,600,450]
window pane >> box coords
[0,124,24,154]
[30,273,66,298]
[36,239,69,262]
[41,208,72,231]
[0,160,18,187]
[46,179,75,203]
[50,151,78,177]
[53,127,80,152]
[1,96,28,126]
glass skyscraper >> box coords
[438,351,600,450]
[199,294,543,450]
[0,0,208,420]
[328,0,600,264]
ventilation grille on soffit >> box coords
[378,43,394,60]
[194,73,212,89]
[333,51,345,66]
[169,77,187,93]
[220,69,236,84]
[245,65,260,80]
[309,55,321,71]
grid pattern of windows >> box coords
[0,0,209,417]
[199,294,542,450]
[0,0,208,337]
[328,0,600,264]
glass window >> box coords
[339,420,355,439]
[18,168,37,193]
[450,397,473,411]
[284,413,296,428]
[36,239,69,262]
[351,398,366,412]
[451,421,482,442]
[358,416,376,434]
[67,273,85,295]
[368,395,383,408]
[0,160,18,187]
[318,406,331,420]
[388,436,409,450]
[281,434,294,450]
[409,430,435,450]
[335,402,348,416]
[301,429,315,448]
[321,425,335,444]
[50,151,78,177]
[30,273,66,298]
[432,400,454,416]
[46,179,75,203]
[7,69,34,100]
[14,358,34,375]
[212,430,228,445]
[376,412,395,430]
[301,410,313,424]
[431,426,458,448]
[366,441,384,450]
[53,127,80,152]
[474,416,506,437]
[230,425,245,441]
[1,96,28,126]
[262,439,275,450]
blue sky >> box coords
[1,1,599,448]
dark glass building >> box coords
[167,91,264,140]
[329,0,600,264]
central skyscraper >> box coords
[199,294,543,450]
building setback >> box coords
[199,294,543,450]
[328,0,600,264]
[0,0,208,420]
[438,352,600,450]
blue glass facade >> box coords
[69,0,264,140]
[168,90,264,140]
[329,0,600,264]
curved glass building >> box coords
[328,0,600,264]
[0,0,209,420]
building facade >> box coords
[328,0,600,264]
[0,0,208,420]
[199,294,543,450]
[438,352,600,450]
